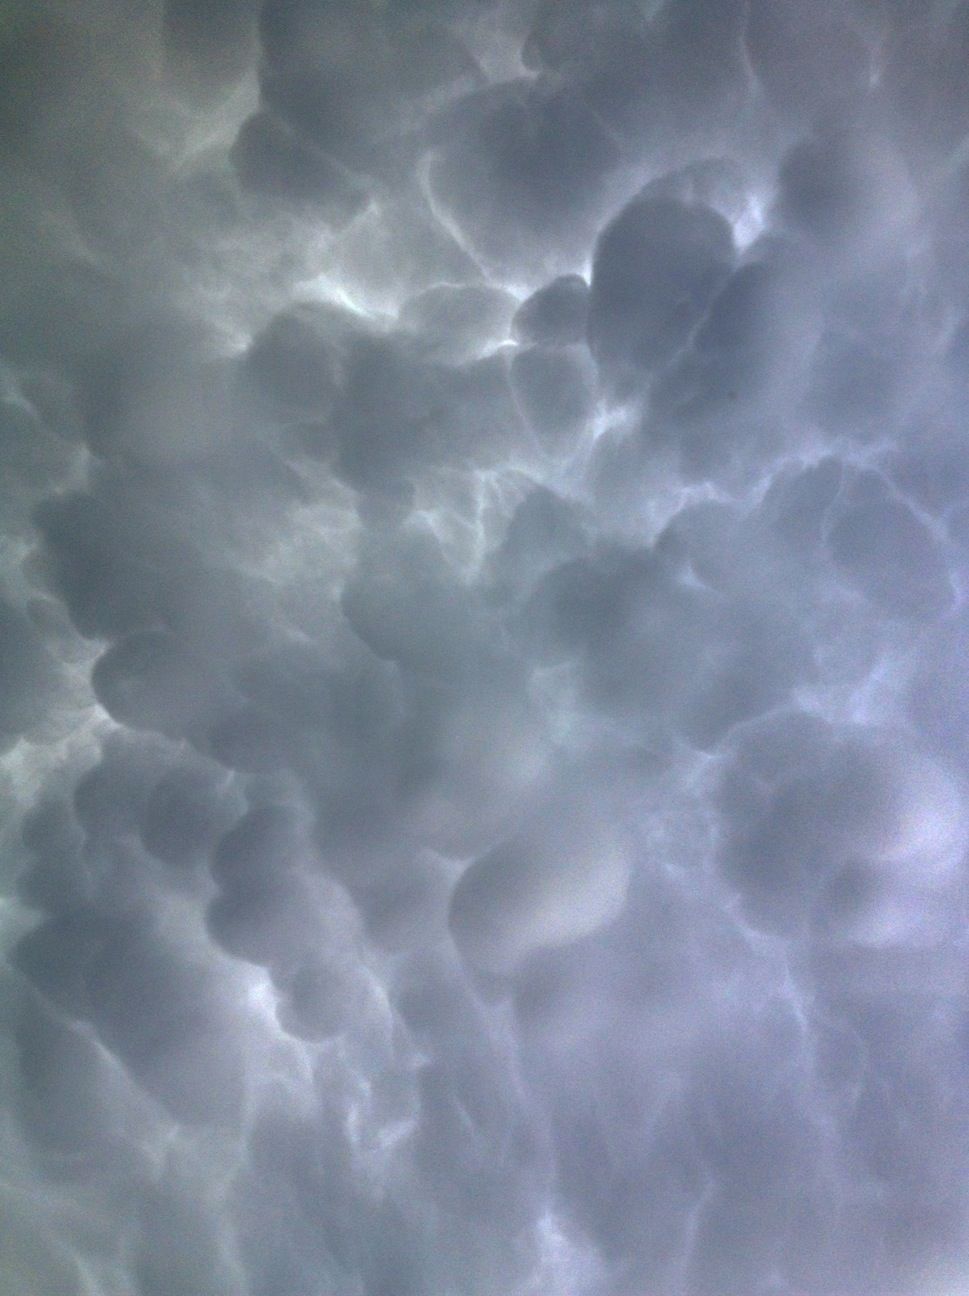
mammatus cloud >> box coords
[2,1,969,1293]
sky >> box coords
[2,1,969,1293]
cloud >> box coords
[2,1,969,1294]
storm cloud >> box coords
[2,2,969,1294]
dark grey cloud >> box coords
[511,273,589,347]
[2,2,969,1294]
[425,79,627,278]
[589,194,735,387]
[745,0,872,122]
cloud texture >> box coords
[2,2,969,1293]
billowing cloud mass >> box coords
[3,2,969,1293]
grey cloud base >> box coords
[2,1,969,1294]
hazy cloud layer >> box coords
[2,2,969,1294]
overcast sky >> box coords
[2,1,969,1293]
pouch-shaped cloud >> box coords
[449,787,633,976]
[589,194,734,385]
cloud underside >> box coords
[2,1,969,1294]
